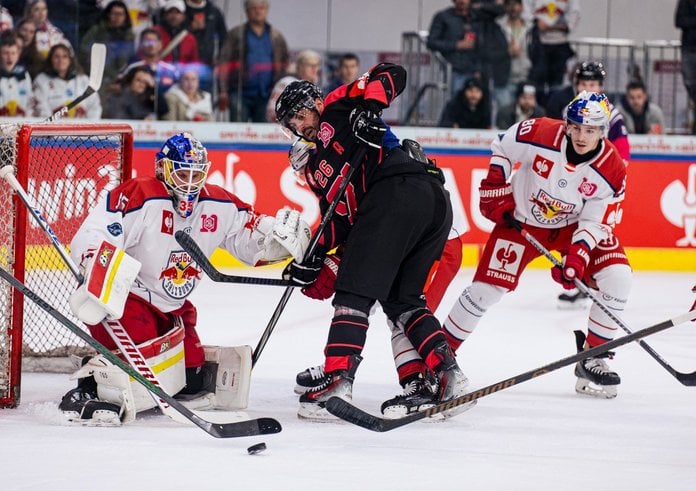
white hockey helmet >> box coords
[565,90,611,129]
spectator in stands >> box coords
[15,18,43,79]
[32,43,102,119]
[324,52,360,94]
[164,66,213,121]
[118,0,158,44]
[265,49,322,122]
[676,0,696,134]
[497,0,531,105]
[24,0,72,62]
[80,1,135,105]
[617,80,665,135]
[474,0,511,111]
[106,65,161,120]
[523,0,580,104]
[117,28,179,114]
[438,76,492,128]
[0,7,13,33]
[154,0,199,65]
[495,80,545,128]
[48,1,101,49]
[217,0,289,122]
[0,32,32,117]
[427,0,482,96]
[185,0,227,67]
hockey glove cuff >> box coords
[283,246,327,287]
[552,243,591,290]
[301,253,341,300]
[479,177,515,225]
[349,107,386,149]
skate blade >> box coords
[62,410,122,427]
[575,378,618,399]
[297,403,342,422]
[382,403,446,422]
[442,399,477,419]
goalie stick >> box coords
[0,160,276,434]
[0,267,281,438]
[46,43,106,123]
[251,145,367,368]
[326,308,696,432]
[174,231,292,286]
[506,215,696,386]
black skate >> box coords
[174,362,219,410]
[298,355,362,421]
[574,331,620,398]
[557,288,591,310]
[380,373,441,420]
[431,342,475,417]
[294,364,328,395]
[59,376,121,426]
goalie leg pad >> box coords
[203,345,252,410]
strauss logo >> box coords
[661,163,696,247]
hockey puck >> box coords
[247,442,267,455]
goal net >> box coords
[0,123,132,408]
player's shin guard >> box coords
[443,282,505,350]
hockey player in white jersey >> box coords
[443,91,632,399]
[59,132,310,425]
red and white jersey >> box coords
[70,177,266,313]
[32,72,102,119]
[491,117,626,249]
[0,70,32,117]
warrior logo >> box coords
[529,190,574,225]
[317,122,335,147]
[159,251,201,299]
[578,177,598,197]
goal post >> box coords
[0,122,133,408]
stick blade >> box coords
[89,43,107,91]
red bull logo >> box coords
[159,252,201,299]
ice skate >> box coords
[298,355,362,421]
[380,372,443,421]
[59,379,121,426]
[294,363,328,395]
[574,331,620,398]
[432,342,476,417]
[557,288,591,310]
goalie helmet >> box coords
[565,91,611,129]
[155,132,210,218]
[288,137,316,186]
[275,80,323,136]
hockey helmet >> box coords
[565,91,611,129]
[155,132,210,218]
[275,80,323,136]
[574,61,606,85]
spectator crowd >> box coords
[0,0,675,134]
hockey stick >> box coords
[0,267,281,438]
[506,215,696,386]
[0,163,271,431]
[46,43,106,123]
[160,29,189,59]
[326,308,696,432]
[251,145,367,368]
[174,231,292,286]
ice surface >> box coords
[2,269,695,490]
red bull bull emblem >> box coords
[159,251,201,299]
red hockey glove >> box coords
[301,254,341,300]
[552,243,591,290]
[479,177,515,225]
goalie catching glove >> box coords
[551,242,591,290]
[69,241,141,325]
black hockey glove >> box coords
[349,107,386,149]
[283,248,327,286]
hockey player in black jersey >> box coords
[275,63,470,420]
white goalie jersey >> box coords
[491,117,627,249]
[70,176,287,314]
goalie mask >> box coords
[275,80,323,138]
[155,132,210,218]
[288,137,316,185]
